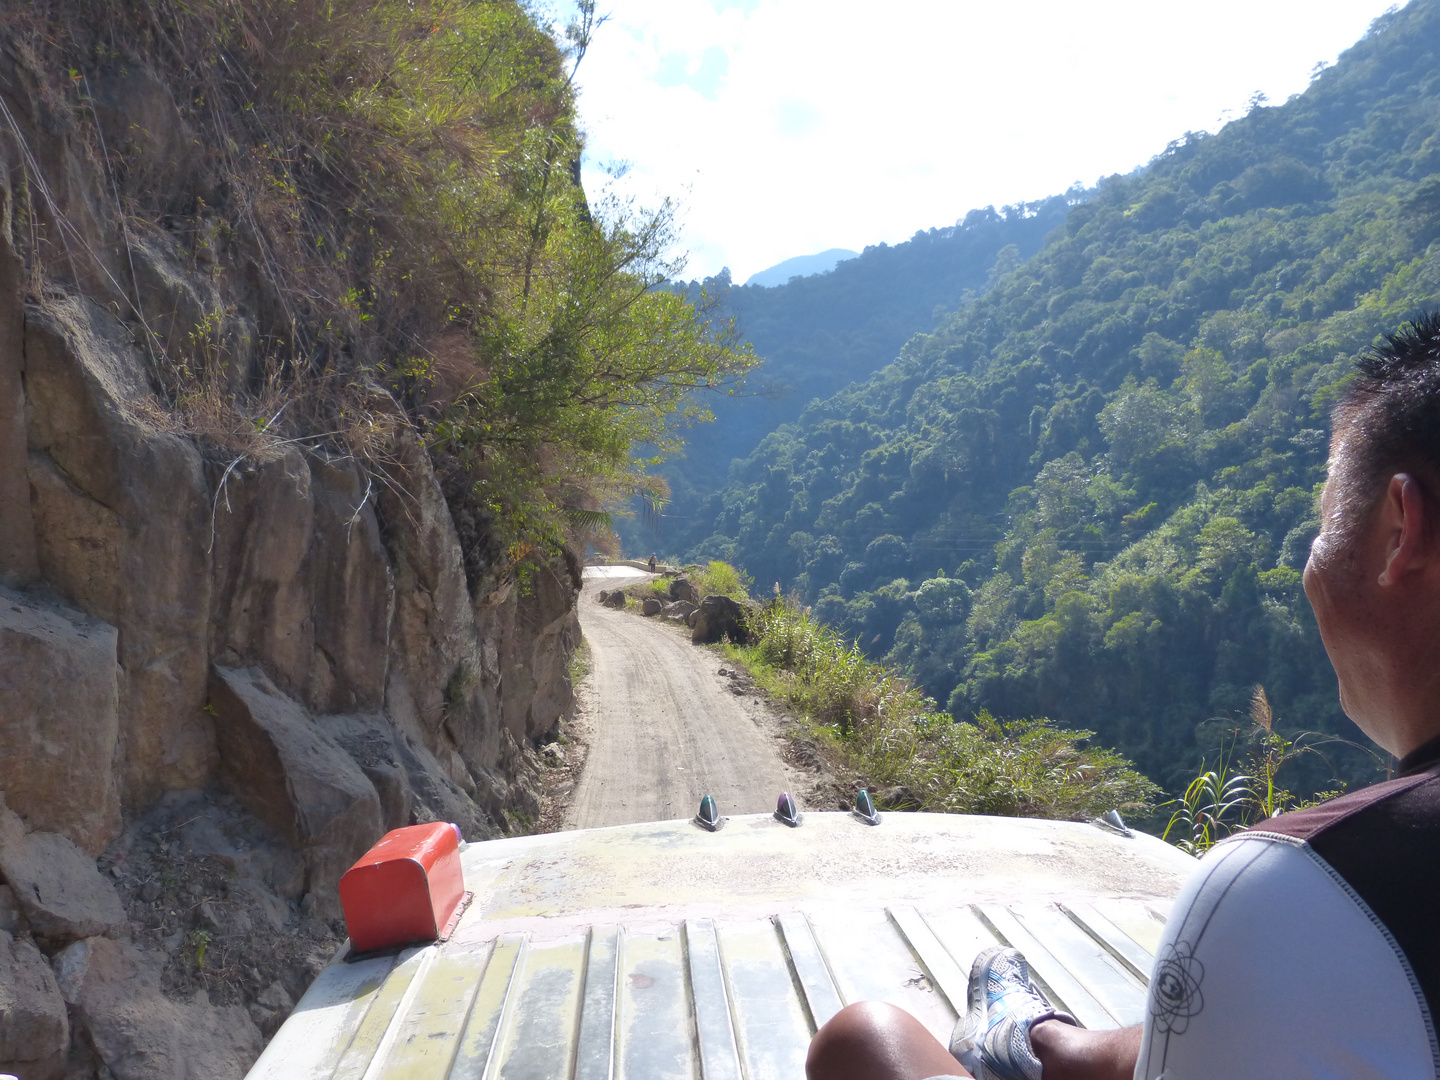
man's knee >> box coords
[808,1001,961,1080]
[812,1001,906,1048]
[810,1003,904,1078]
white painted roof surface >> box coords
[248,812,1195,1080]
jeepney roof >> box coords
[248,811,1194,1080]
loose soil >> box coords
[98,788,343,1038]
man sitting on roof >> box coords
[807,312,1440,1080]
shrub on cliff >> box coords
[7,0,753,573]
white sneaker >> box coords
[950,946,1077,1080]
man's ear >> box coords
[1377,474,1430,586]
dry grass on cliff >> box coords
[7,0,753,565]
[136,365,409,468]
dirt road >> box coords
[564,568,799,829]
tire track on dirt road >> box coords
[564,568,799,829]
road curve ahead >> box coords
[565,568,796,829]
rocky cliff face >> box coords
[0,43,580,1078]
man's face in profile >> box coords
[1303,438,1379,740]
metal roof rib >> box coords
[887,905,971,1016]
[775,913,844,1032]
[685,920,745,1080]
[1059,902,1155,985]
[974,905,1117,1030]
[573,927,621,1080]
[715,917,815,1079]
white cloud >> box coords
[568,0,1405,282]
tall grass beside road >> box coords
[710,571,1159,821]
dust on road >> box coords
[564,567,799,829]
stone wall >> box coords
[0,47,580,1078]
[0,273,579,862]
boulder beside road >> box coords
[690,595,751,645]
[52,935,260,1079]
[209,666,383,917]
[0,803,126,944]
[0,929,68,1078]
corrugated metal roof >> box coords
[248,812,1193,1080]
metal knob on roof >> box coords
[774,791,801,827]
[852,789,881,825]
[693,793,724,831]
[1090,808,1133,837]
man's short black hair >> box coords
[1331,311,1440,534]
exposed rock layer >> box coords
[0,587,120,850]
[0,47,580,1077]
[0,277,578,852]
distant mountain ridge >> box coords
[615,200,1073,554]
[745,248,858,288]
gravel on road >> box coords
[563,570,801,829]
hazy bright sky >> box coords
[563,0,1406,284]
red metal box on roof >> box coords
[338,822,464,954]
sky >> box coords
[561,0,1407,285]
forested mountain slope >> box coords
[682,0,1440,794]
[618,199,1071,551]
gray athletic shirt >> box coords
[925,740,1440,1080]
[1135,737,1440,1079]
